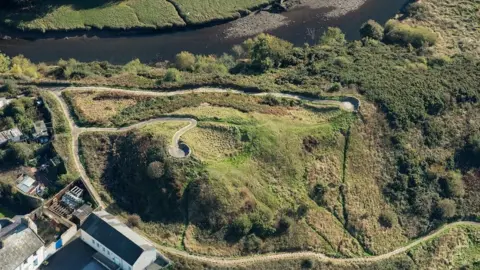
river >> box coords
[0,0,407,64]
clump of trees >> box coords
[360,20,384,40]
[384,19,437,47]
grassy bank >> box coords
[0,0,273,32]
[1,0,185,32]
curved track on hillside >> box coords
[47,86,480,267]
[153,221,479,267]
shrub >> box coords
[123,59,150,74]
[147,161,165,179]
[329,82,342,92]
[319,27,346,45]
[230,214,252,236]
[164,68,182,82]
[378,211,397,228]
[243,234,263,253]
[0,53,10,73]
[10,55,39,78]
[246,33,294,71]
[194,55,228,74]
[276,215,294,233]
[360,20,384,40]
[301,259,315,269]
[1,80,19,95]
[175,51,196,71]
[126,214,142,228]
[439,171,465,198]
[385,20,437,48]
[406,2,428,20]
[434,199,456,219]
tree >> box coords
[360,20,384,40]
[0,53,10,73]
[147,161,165,179]
[378,211,397,228]
[439,171,465,198]
[9,142,33,164]
[319,27,346,45]
[1,80,19,95]
[230,214,252,236]
[384,20,437,47]
[247,33,294,71]
[175,51,195,71]
[435,199,456,219]
[163,68,182,82]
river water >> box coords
[0,0,407,64]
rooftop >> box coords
[33,121,48,137]
[0,127,23,144]
[0,222,44,270]
[16,175,37,194]
[80,211,156,266]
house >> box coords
[0,97,12,109]
[0,127,23,145]
[80,211,164,270]
[16,175,39,194]
[32,121,49,143]
[0,216,45,270]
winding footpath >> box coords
[48,86,480,267]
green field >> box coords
[1,0,185,31]
[0,0,272,32]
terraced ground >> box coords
[0,0,272,31]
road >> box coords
[47,86,480,267]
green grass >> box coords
[1,0,185,32]
[0,0,274,31]
[171,0,272,24]
[76,94,364,257]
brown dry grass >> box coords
[344,102,408,254]
[405,0,480,57]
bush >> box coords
[385,20,437,47]
[164,68,182,82]
[0,53,11,73]
[378,211,397,228]
[434,199,456,219]
[243,234,263,253]
[319,27,346,45]
[147,161,165,179]
[194,55,228,74]
[246,33,294,71]
[301,259,315,269]
[360,20,384,40]
[123,59,150,74]
[230,214,252,236]
[439,171,465,198]
[175,51,196,71]
[276,215,294,233]
[10,55,39,78]
[406,2,428,20]
[126,214,142,228]
[1,80,19,95]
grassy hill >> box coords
[75,90,398,257]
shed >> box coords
[72,204,93,225]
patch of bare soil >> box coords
[224,11,290,38]
[297,0,367,17]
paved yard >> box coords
[42,237,106,270]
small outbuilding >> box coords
[72,204,93,226]
[32,121,49,143]
[0,127,23,145]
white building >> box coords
[0,217,45,270]
[80,211,158,270]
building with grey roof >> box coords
[0,217,45,270]
[80,210,169,270]
[16,175,38,194]
[0,127,23,145]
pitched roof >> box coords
[81,211,154,266]
[0,223,44,270]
